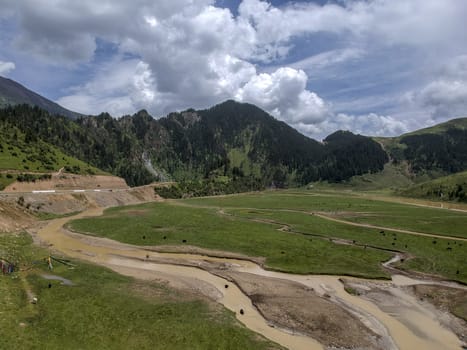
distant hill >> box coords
[400,170,467,202]
[377,117,467,179]
[0,76,80,119]
[401,117,467,135]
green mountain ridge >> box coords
[0,102,388,187]
[378,121,467,178]
[1,77,467,193]
[400,117,467,136]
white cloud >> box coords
[144,16,158,27]
[57,59,159,116]
[295,112,409,140]
[416,80,467,118]
[7,0,216,64]
[0,61,15,75]
[2,0,467,138]
[351,0,467,49]
[209,54,256,96]
[236,67,329,124]
[407,55,467,120]
[289,48,365,72]
[237,0,467,62]
[238,0,353,61]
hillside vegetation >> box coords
[378,117,467,178]
[401,171,467,202]
[0,102,388,187]
[2,75,467,193]
[0,120,104,190]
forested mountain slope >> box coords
[0,102,388,187]
[3,76,465,190]
[378,117,467,177]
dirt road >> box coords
[313,212,467,242]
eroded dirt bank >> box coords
[32,208,466,350]
[0,184,158,217]
[0,201,36,232]
[4,173,128,192]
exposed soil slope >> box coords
[0,201,35,232]
[4,173,128,192]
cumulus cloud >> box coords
[238,0,467,61]
[29,0,327,122]
[57,59,158,116]
[236,67,329,124]
[407,55,467,120]
[295,112,409,140]
[7,0,466,64]
[6,0,216,64]
[238,0,353,61]
[2,0,467,138]
[0,61,15,75]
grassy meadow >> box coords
[0,232,279,350]
[186,191,467,238]
[70,202,391,278]
[69,190,467,283]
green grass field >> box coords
[70,202,391,278]
[0,232,279,350]
[228,208,467,283]
[69,190,467,283]
[186,191,467,238]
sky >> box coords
[1,0,467,140]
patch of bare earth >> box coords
[120,209,150,216]
[409,284,467,344]
[105,264,223,302]
[318,211,377,219]
[1,185,159,216]
[124,279,196,303]
[0,202,35,232]
[144,245,266,266]
[340,278,467,348]
[217,271,384,350]
[4,174,128,192]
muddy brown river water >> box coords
[37,208,464,350]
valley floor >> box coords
[1,188,467,349]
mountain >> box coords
[0,76,80,119]
[0,101,388,187]
[402,117,467,135]
[377,117,467,179]
[2,77,466,191]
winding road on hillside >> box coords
[34,206,466,350]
